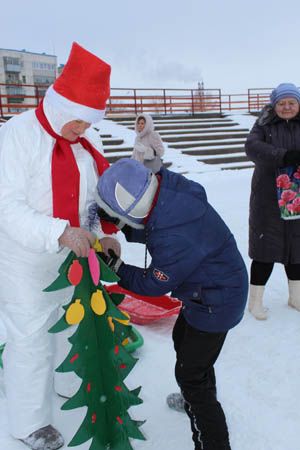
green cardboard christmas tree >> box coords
[44,241,145,450]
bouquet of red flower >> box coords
[276,166,300,219]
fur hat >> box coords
[270,83,300,106]
[95,159,159,229]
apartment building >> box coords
[0,48,57,114]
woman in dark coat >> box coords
[245,83,300,319]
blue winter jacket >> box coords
[118,168,248,332]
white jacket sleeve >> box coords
[0,123,68,253]
[151,131,165,157]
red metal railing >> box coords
[247,88,272,113]
[0,82,47,117]
[0,83,273,118]
[96,88,222,115]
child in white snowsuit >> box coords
[132,113,165,173]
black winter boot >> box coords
[195,438,231,450]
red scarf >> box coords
[35,100,116,234]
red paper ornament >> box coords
[87,383,91,392]
[115,386,122,392]
[67,260,83,285]
[114,345,119,355]
[91,413,97,424]
[119,363,127,369]
[70,353,79,363]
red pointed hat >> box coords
[45,42,111,123]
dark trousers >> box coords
[173,312,231,450]
[250,260,300,285]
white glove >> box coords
[134,143,148,154]
[144,148,155,160]
[100,236,121,257]
[59,226,95,257]
[135,143,155,160]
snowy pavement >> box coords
[1,115,299,450]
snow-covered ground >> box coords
[1,114,299,450]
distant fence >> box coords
[0,83,273,117]
[106,88,222,115]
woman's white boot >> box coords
[288,280,300,311]
[248,284,268,320]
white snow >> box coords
[1,113,298,450]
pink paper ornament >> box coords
[88,248,100,285]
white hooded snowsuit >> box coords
[132,114,165,173]
[0,99,106,439]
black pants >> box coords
[250,260,300,285]
[173,312,231,450]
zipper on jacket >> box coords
[143,229,149,277]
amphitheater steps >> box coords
[102,114,253,169]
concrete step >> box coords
[170,139,246,149]
[126,122,240,131]
[104,153,171,169]
[221,163,254,170]
[102,138,124,145]
[158,128,248,137]
[198,154,249,164]
[183,146,245,156]
[104,154,131,163]
[103,146,133,153]
[155,123,239,131]
[163,132,248,143]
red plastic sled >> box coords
[106,284,182,325]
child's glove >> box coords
[101,249,123,273]
[100,236,121,257]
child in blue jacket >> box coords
[94,158,248,450]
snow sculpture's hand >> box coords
[59,226,95,257]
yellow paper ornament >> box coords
[115,310,130,326]
[122,338,129,346]
[107,316,115,332]
[91,290,106,315]
[66,299,85,325]
[93,239,103,253]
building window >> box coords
[32,61,56,71]
[4,56,20,65]
[6,72,20,83]
[33,75,55,85]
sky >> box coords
[1,0,300,94]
